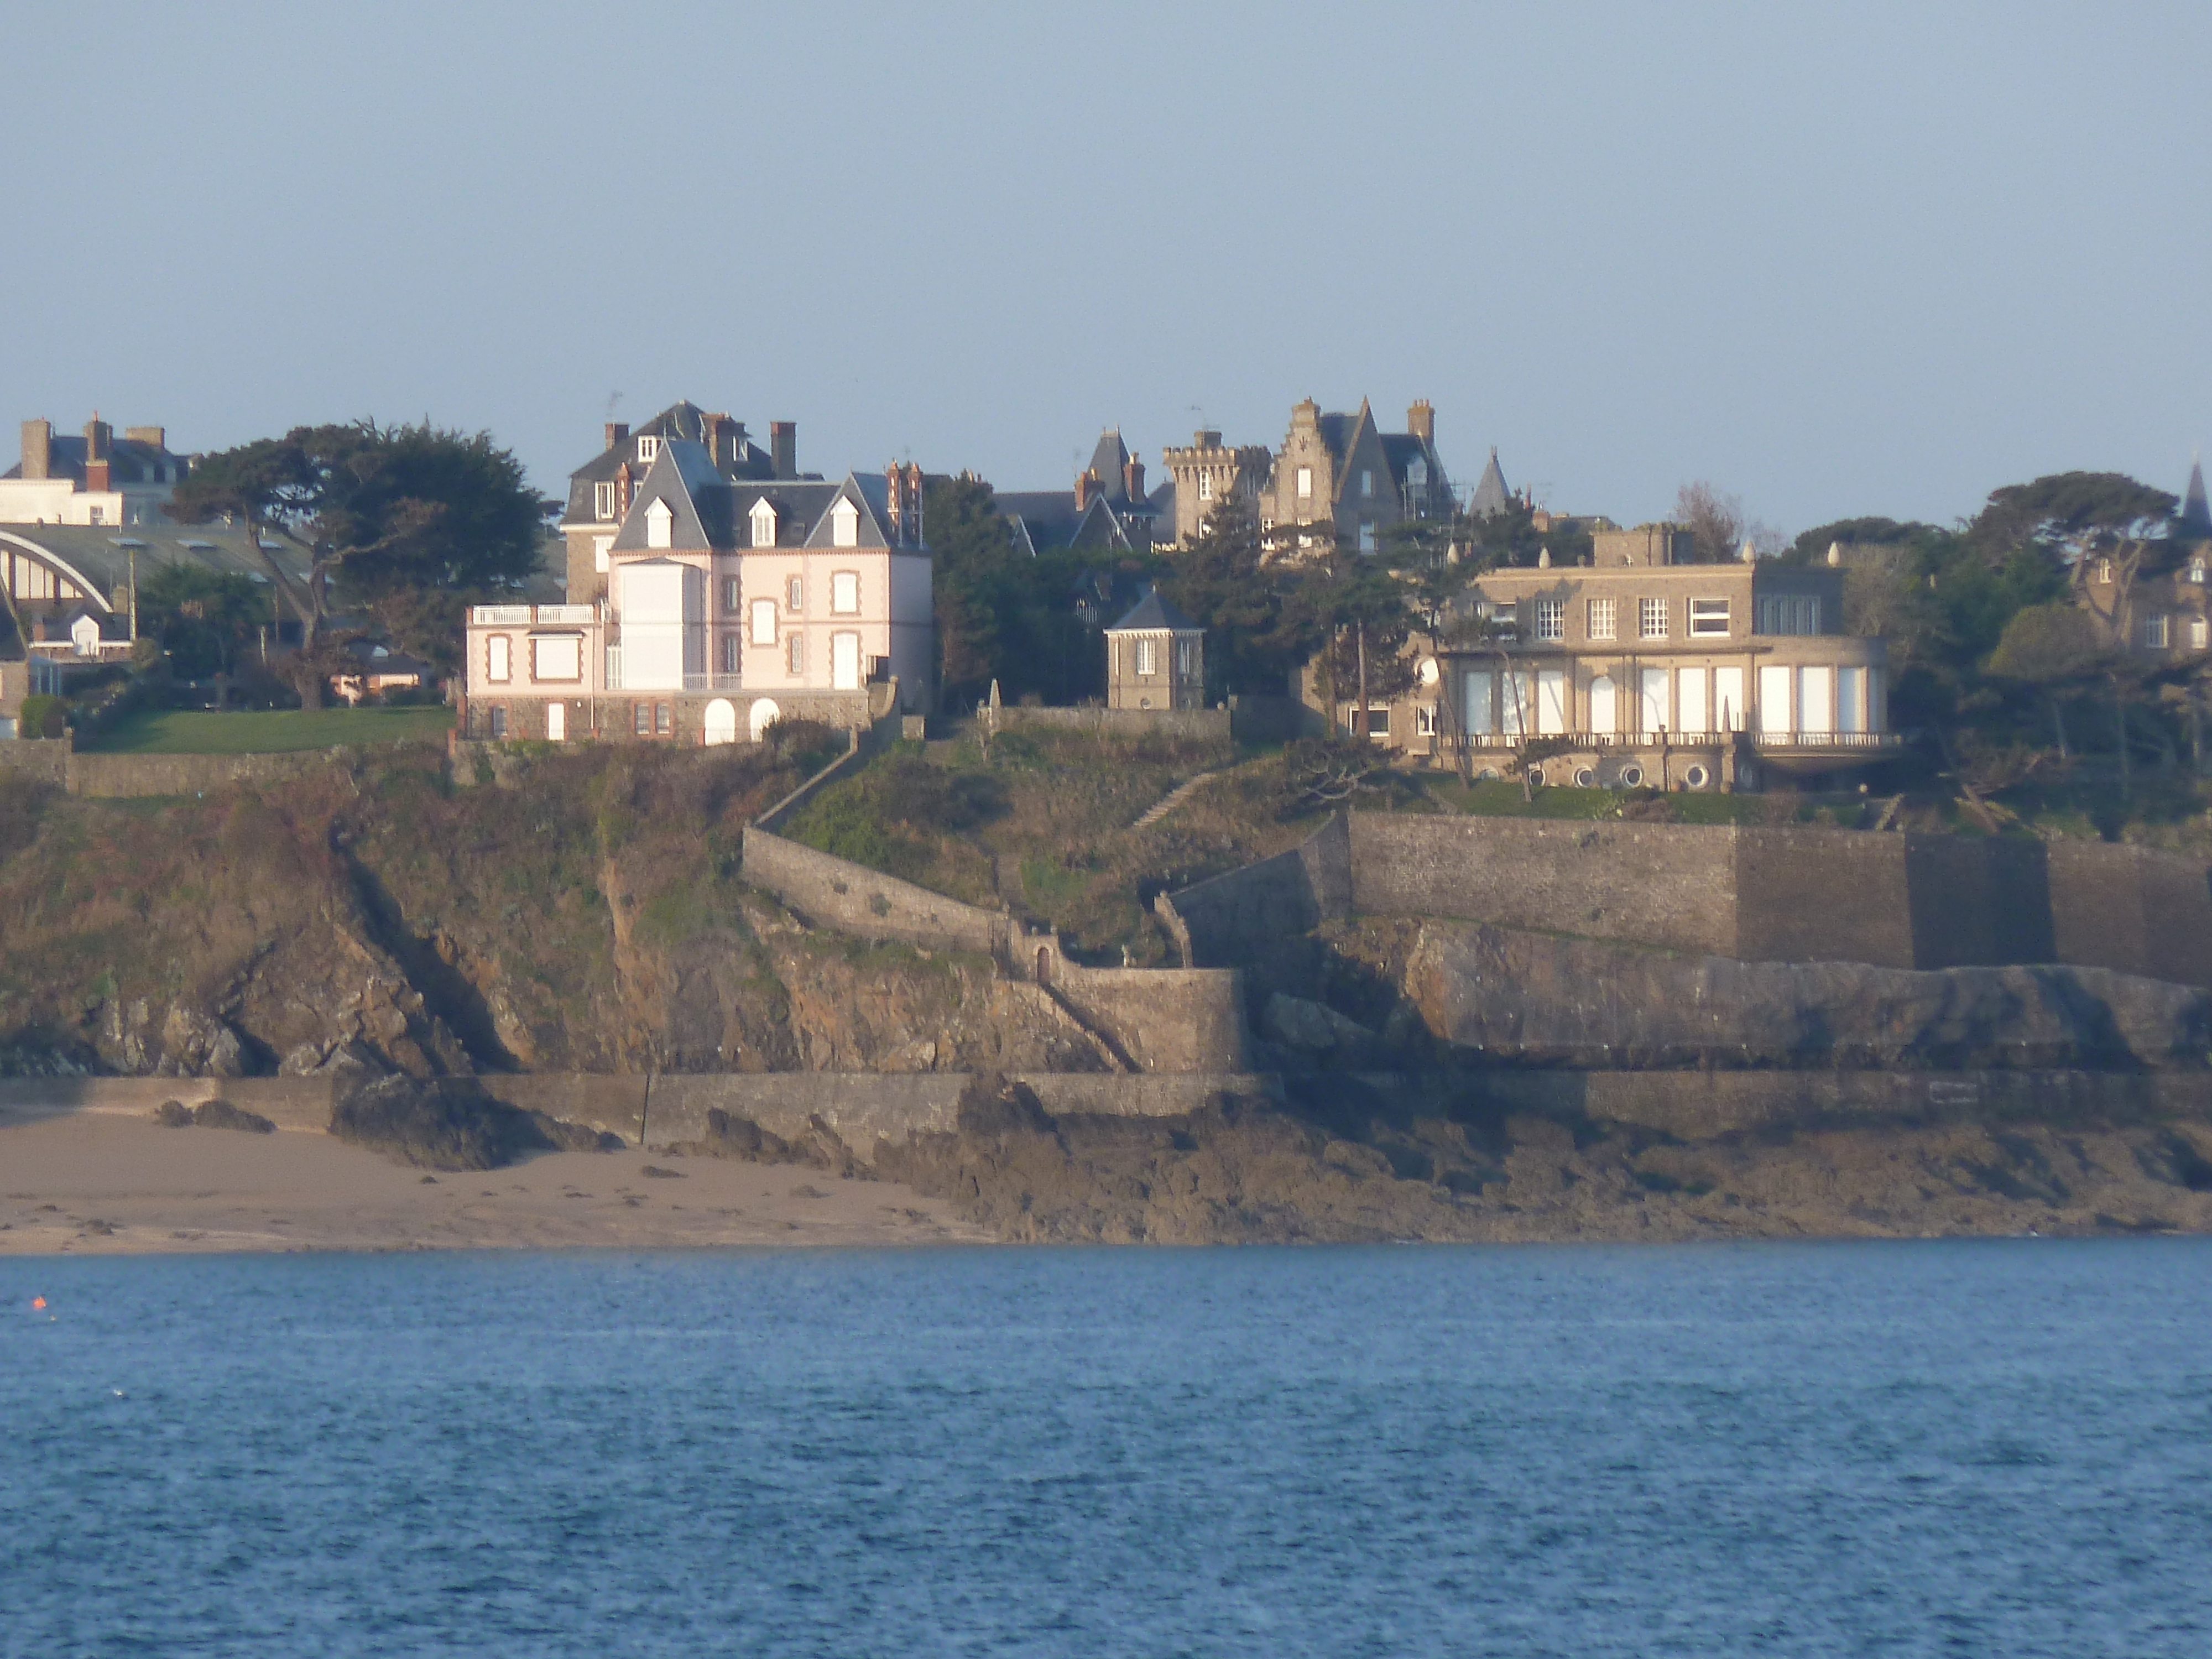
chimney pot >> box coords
[1407,400,1434,444]
[21,419,52,481]
[770,421,796,479]
[84,418,112,463]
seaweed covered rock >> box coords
[329,1074,619,1170]
[665,1107,865,1178]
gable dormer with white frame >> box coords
[645,497,674,549]
[831,498,859,548]
[750,497,778,548]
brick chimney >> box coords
[84,418,113,492]
[20,419,51,481]
[605,421,629,451]
[124,425,165,451]
[904,462,925,546]
[702,411,726,466]
[1123,455,1145,502]
[886,463,904,542]
[770,421,796,480]
[1074,471,1095,513]
[1407,400,1434,445]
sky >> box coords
[8,2,2208,538]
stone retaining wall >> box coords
[0,744,368,799]
[741,827,1008,956]
[1165,811,2212,989]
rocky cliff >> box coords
[0,748,1107,1082]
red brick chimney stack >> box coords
[605,421,629,451]
[1124,455,1145,501]
[1074,471,1095,513]
[84,416,112,492]
[1406,400,1434,445]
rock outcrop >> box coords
[1402,922,2212,1071]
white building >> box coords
[2,419,189,527]
[462,431,931,744]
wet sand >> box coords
[0,1110,989,1254]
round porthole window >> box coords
[1684,764,1711,789]
[1526,766,1546,788]
[1574,766,1597,787]
[1619,764,1645,787]
[1477,766,1502,781]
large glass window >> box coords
[1463,671,1495,735]
[832,571,859,614]
[1676,667,1708,734]
[1637,667,1670,733]
[1689,598,1730,638]
[1639,597,1668,639]
[1534,598,1564,642]
[486,635,510,682]
[750,599,778,645]
[1587,597,1616,640]
[1759,664,1793,735]
[1715,666,1746,731]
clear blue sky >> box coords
[9,2,2207,536]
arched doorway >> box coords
[747,698,781,742]
[703,698,737,745]
[1036,947,1051,985]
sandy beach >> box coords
[0,1107,989,1255]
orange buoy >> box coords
[32,1296,47,1311]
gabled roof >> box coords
[1469,448,1512,519]
[561,400,776,524]
[2183,457,2211,539]
[728,479,842,549]
[609,440,727,552]
[3,431,184,488]
[802,474,895,550]
[1107,588,1201,633]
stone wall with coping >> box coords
[983,704,1230,740]
[1163,810,2212,988]
[740,827,1008,957]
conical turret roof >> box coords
[1469,447,1512,519]
[2182,456,2211,539]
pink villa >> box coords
[461,406,931,744]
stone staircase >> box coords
[1130,771,1217,831]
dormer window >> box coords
[831,498,859,549]
[594,481,618,520]
[645,499,673,550]
[750,498,777,548]
[636,436,659,463]
[1407,457,1427,488]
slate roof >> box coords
[608,440,729,552]
[1107,588,1201,633]
[560,399,780,525]
[2183,458,2211,540]
[3,432,184,487]
[1469,448,1512,519]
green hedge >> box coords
[14,693,67,739]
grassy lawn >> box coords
[84,706,455,754]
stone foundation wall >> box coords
[0,745,342,798]
[1165,811,2212,988]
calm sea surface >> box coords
[4,1241,2210,1657]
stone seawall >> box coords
[1165,811,2212,989]
[740,827,1008,956]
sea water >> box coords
[3,1241,2209,1657]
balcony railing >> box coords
[1448,729,1901,750]
[469,603,601,626]
[601,657,744,695]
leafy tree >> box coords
[922,474,1110,709]
[1986,602,2104,758]
[168,421,545,705]
[1158,495,1306,698]
[137,564,270,680]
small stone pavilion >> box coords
[1105,589,1206,711]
